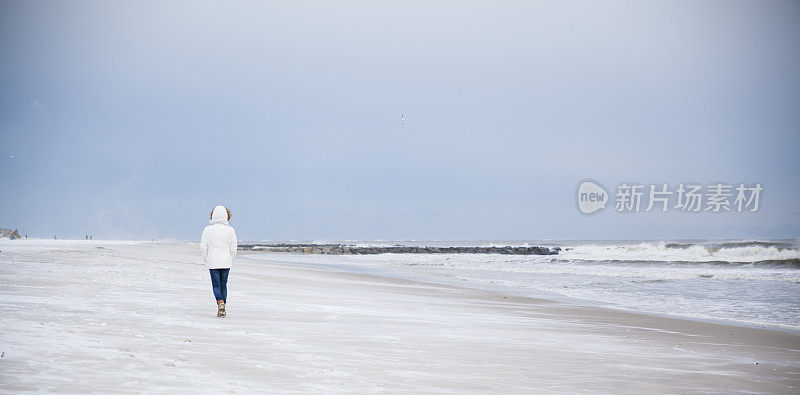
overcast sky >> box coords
[1,1,799,241]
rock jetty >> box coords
[240,243,560,255]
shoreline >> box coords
[2,240,799,392]
[241,249,800,335]
[279,257,800,335]
[242,252,800,336]
[3,238,797,332]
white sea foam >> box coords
[558,241,798,264]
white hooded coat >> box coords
[201,206,238,269]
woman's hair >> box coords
[210,206,232,221]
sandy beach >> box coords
[1,240,798,393]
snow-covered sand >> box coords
[1,240,799,393]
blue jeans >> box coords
[209,268,230,303]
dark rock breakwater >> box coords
[239,243,560,255]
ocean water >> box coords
[244,239,800,332]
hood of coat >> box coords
[210,205,229,225]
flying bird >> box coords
[9,155,13,159]
[401,114,406,126]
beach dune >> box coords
[0,240,798,393]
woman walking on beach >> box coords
[201,205,238,317]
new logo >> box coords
[577,180,608,214]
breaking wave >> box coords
[664,240,795,250]
[558,241,799,266]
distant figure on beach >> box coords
[201,205,238,317]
